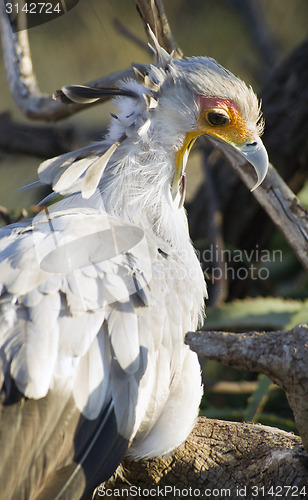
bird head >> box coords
[146,56,268,200]
[56,38,268,204]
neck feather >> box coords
[99,142,190,250]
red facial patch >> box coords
[199,96,238,117]
[198,95,252,144]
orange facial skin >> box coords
[173,95,255,198]
[198,95,254,145]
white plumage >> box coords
[0,34,268,499]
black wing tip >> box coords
[53,85,140,104]
[53,88,72,103]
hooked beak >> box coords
[202,134,269,192]
[236,137,268,191]
[172,132,268,201]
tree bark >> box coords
[94,325,308,499]
[95,417,308,500]
[0,112,103,157]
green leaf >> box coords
[299,180,308,209]
[257,413,298,433]
[204,297,305,331]
[199,408,244,422]
[244,374,272,423]
[285,299,308,329]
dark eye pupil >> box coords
[207,111,229,126]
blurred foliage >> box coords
[200,202,308,432]
[0,0,307,434]
[204,297,308,331]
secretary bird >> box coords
[0,33,268,499]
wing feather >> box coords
[52,157,94,193]
[73,327,111,419]
[9,293,60,398]
[37,143,110,194]
[58,310,105,358]
[82,141,121,199]
[108,300,140,375]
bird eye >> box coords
[205,109,231,126]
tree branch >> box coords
[186,324,308,453]
[96,417,308,499]
[0,0,182,122]
[231,0,279,74]
[113,18,152,55]
[0,1,147,121]
[201,150,228,307]
[135,0,182,58]
[0,205,11,226]
[0,112,102,157]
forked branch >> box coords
[97,325,308,498]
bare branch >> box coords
[231,0,279,74]
[201,151,228,307]
[113,18,152,55]
[0,205,11,226]
[186,325,308,453]
[0,112,103,157]
[135,0,182,58]
[0,2,147,121]
[208,380,261,394]
[205,136,308,273]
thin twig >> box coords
[201,150,228,307]
[113,18,151,55]
[135,0,182,58]
[207,380,260,394]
